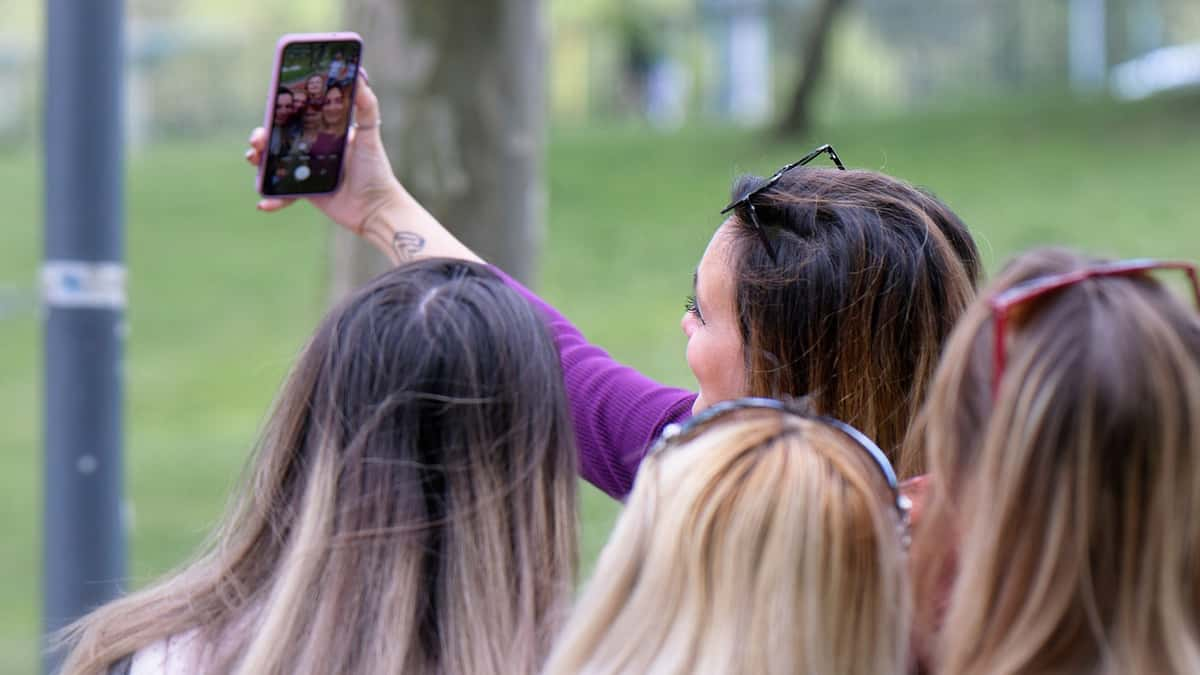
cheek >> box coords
[684,331,706,382]
[685,329,743,403]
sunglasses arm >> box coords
[991,307,1008,398]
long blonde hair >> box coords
[544,407,911,675]
[911,247,1200,674]
[60,259,579,675]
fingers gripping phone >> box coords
[258,32,363,197]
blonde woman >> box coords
[911,248,1200,674]
[545,398,912,675]
[59,259,579,675]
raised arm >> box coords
[245,72,479,266]
[244,72,696,499]
[490,268,697,498]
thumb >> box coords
[351,70,382,132]
[256,197,297,212]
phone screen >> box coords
[262,39,361,196]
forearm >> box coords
[360,181,484,265]
[491,266,698,499]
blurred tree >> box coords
[333,0,546,298]
[777,0,848,136]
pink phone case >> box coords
[257,32,364,198]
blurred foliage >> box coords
[1,0,693,31]
[5,0,1200,137]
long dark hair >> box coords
[61,258,579,674]
[726,167,982,475]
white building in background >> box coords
[1111,43,1200,100]
[701,0,773,126]
[1068,0,1108,92]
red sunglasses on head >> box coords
[987,259,1200,397]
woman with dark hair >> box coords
[268,87,295,156]
[909,248,1200,673]
[263,87,297,189]
[59,259,579,675]
[244,76,982,498]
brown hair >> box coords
[60,259,579,675]
[545,408,910,674]
[911,247,1200,674]
[726,167,981,475]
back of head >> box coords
[249,257,580,673]
[545,408,910,675]
[61,259,578,675]
[912,247,1200,674]
[725,167,981,475]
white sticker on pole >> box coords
[42,261,127,310]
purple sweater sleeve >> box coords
[492,267,697,499]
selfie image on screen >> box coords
[262,40,360,196]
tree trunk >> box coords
[777,0,847,137]
[332,0,546,301]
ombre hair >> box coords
[61,259,579,675]
[724,167,981,476]
[911,247,1200,674]
[544,406,910,675]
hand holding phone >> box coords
[244,65,484,268]
[258,32,363,197]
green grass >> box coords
[3,91,1199,673]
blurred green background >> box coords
[3,0,1200,673]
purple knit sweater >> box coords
[494,268,698,499]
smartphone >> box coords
[258,32,363,197]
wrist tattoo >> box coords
[392,231,426,262]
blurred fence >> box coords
[0,21,280,150]
[553,0,1200,128]
[3,0,1199,147]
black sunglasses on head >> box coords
[650,396,910,545]
[719,144,846,263]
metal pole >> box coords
[42,0,126,672]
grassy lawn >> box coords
[2,91,1199,672]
